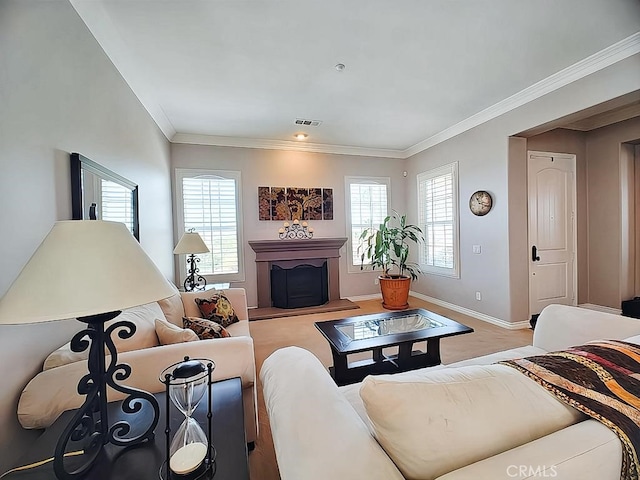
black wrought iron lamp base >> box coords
[53,311,160,480]
[183,254,207,292]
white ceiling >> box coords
[71,0,640,157]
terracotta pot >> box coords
[378,275,411,310]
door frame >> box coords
[635,145,640,298]
[527,150,578,318]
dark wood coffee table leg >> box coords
[331,339,445,385]
[331,349,349,383]
[395,339,442,370]
[372,347,383,363]
[426,338,441,364]
[397,342,413,363]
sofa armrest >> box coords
[181,288,249,321]
[260,347,404,480]
[533,304,640,352]
[19,336,255,430]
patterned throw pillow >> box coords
[194,293,239,327]
[183,316,232,340]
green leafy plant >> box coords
[359,211,424,281]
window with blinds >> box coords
[417,163,459,277]
[176,169,244,283]
[100,179,134,233]
[346,176,390,270]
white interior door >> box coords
[528,152,576,316]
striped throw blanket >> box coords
[500,340,640,480]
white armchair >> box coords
[17,287,258,444]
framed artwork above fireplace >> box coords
[258,186,333,221]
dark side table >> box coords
[4,377,249,480]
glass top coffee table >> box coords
[315,308,473,385]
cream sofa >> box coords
[18,287,258,444]
[261,305,640,480]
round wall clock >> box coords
[469,190,493,216]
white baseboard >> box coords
[578,303,622,315]
[346,293,383,302]
[409,291,531,330]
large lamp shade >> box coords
[0,220,176,479]
[0,220,175,324]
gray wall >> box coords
[586,116,640,308]
[0,1,173,467]
[406,53,640,324]
[170,144,406,306]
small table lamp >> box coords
[0,220,176,480]
[173,230,210,292]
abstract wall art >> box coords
[258,186,271,221]
[258,186,333,221]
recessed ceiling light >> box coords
[335,63,346,72]
[294,133,308,141]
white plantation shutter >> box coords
[346,177,390,268]
[418,163,459,277]
[100,179,134,233]
[176,169,244,282]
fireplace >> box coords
[271,261,328,309]
[248,238,347,309]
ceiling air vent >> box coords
[295,118,322,127]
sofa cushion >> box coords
[155,318,198,345]
[534,304,640,351]
[446,345,546,368]
[437,420,622,480]
[624,333,640,345]
[43,302,164,370]
[359,364,584,480]
[157,292,186,327]
[183,316,231,339]
[224,318,250,337]
[195,293,239,327]
[340,345,545,430]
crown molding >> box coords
[171,133,406,159]
[403,32,640,158]
[74,2,638,158]
[174,33,639,159]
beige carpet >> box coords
[247,296,533,480]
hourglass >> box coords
[160,357,216,479]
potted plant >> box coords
[359,211,423,310]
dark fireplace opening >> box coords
[271,262,328,309]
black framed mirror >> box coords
[70,152,140,240]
